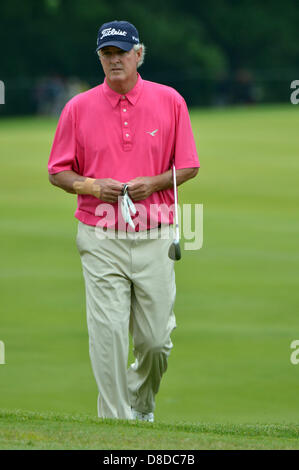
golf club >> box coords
[168,164,181,261]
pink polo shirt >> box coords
[48,74,200,230]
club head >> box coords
[168,240,181,261]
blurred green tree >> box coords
[0,0,298,113]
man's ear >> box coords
[135,46,142,64]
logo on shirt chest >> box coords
[146,129,159,136]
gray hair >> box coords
[134,43,146,68]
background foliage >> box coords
[0,0,298,114]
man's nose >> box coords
[110,53,122,62]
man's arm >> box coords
[127,167,199,201]
[48,170,123,203]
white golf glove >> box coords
[121,184,136,229]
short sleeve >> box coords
[174,96,200,170]
[48,100,77,174]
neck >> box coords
[106,73,138,95]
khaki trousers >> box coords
[76,221,177,419]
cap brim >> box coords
[96,41,134,52]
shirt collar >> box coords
[102,73,143,108]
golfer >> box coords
[48,20,200,421]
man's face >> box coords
[99,46,142,86]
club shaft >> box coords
[172,164,179,241]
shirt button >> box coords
[122,95,126,100]
[123,109,127,112]
[125,133,130,137]
[124,122,128,126]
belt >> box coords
[101,223,162,233]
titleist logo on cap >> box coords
[96,21,140,52]
[100,28,128,40]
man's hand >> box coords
[49,171,123,202]
[93,178,124,203]
[127,168,199,201]
[127,176,156,201]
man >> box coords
[48,20,200,422]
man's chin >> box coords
[109,71,125,80]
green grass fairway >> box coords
[1,409,299,450]
[1,104,299,449]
